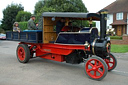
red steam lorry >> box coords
[6,10,117,80]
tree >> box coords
[0,24,1,29]
[35,6,55,22]
[16,11,31,22]
[35,0,87,13]
[0,20,1,29]
[34,0,88,22]
[45,0,87,12]
[1,3,24,30]
[34,0,45,14]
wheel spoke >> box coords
[107,63,111,69]
[94,71,97,76]
[95,60,97,65]
[109,62,114,64]
[105,59,110,63]
[87,69,93,72]
[97,65,103,68]
[98,69,103,75]
[89,62,94,67]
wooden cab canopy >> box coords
[42,12,100,43]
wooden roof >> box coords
[102,0,128,13]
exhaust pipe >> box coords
[99,9,108,40]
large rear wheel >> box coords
[84,57,108,81]
[104,53,117,71]
[16,44,30,63]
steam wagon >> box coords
[6,10,117,80]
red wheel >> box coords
[85,57,108,81]
[16,44,30,63]
[104,53,117,71]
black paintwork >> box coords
[55,28,98,44]
[6,30,42,43]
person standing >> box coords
[56,18,65,34]
[27,15,36,30]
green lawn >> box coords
[111,44,128,53]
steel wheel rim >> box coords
[105,54,115,70]
[86,59,105,79]
[18,47,25,61]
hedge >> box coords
[110,36,122,40]
[18,22,28,31]
[0,28,5,33]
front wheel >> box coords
[16,44,30,63]
[104,53,117,71]
[84,57,108,81]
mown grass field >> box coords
[111,44,128,53]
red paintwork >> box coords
[19,42,90,62]
[61,26,70,32]
[104,54,115,71]
[40,54,65,62]
[17,47,25,61]
[85,59,105,79]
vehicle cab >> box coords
[42,12,100,44]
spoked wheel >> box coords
[84,57,108,81]
[16,44,30,63]
[104,53,117,71]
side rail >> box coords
[6,31,42,43]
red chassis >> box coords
[17,42,117,81]
[19,42,90,62]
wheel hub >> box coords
[92,66,97,71]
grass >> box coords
[110,36,122,40]
[111,44,128,53]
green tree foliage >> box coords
[1,3,24,30]
[45,0,87,12]
[16,11,31,22]
[0,24,5,33]
[34,0,45,14]
[35,0,87,13]
[0,24,1,29]
[35,6,55,23]
[34,0,88,22]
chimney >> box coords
[99,9,108,40]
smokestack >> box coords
[99,9,108,40]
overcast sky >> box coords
[0,0,116,21]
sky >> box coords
[0,0,116,22]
